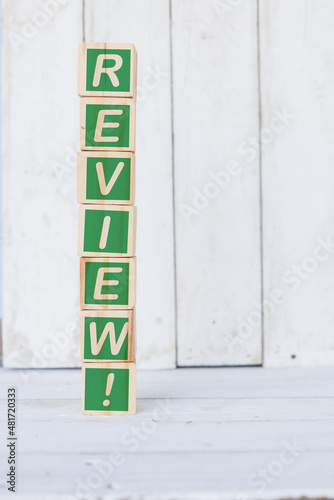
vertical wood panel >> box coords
[172,0,262,365]
[2,0,82,367]
[84,0,176,368]
[260,0,334,366]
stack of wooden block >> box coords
[78,43,137,415]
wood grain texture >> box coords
[259,0,334,367]
[84,0,176,368]
[1,0,82,368]
[172,0,262,366]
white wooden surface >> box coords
[172,0,262,365]
[1,366,334,498]
[259,0,334,367]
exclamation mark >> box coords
[103,372,115,407]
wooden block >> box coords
[80,310,135,362]
[78,205,136,257]
[78,43,137,99]
[77,151,135,205]
[82,362,136,415]
[80,97,136,152]
[80,257,136,310]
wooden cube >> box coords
[80,98,136,152]
[80,310,135,363]
[77,151,135,205]
[78,43,137,99]
[82,362,136,415]
[80,257,136,310]
[78,205,136,257]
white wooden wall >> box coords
[2,0,334,369]
[260,0,334,367]
[172,0,262,366]
[2,0,83,368]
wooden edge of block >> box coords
[77,151,135,205]
[79,42,137,51]
[78,205,136,258]
[80,309,135,363]
[78,43,137,99]
[80,98,136,153]
[80,257,136,310]
[133,307,137,356]
[82,361,136,416]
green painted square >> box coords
[83,209,129,254]
[84,261,130,306]
[86,49,131,93]
[84,367,129,412]
[84,316,129,361]
[86,157,131,202]
[85,103,130,148]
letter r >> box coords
[93,54,123,88]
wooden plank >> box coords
[259,1,334,367]
[172,0,262,366]
[2,367,334,400]
[3,451,334,498]
[1,0,83,368]
[84,0,176,369]
[5,416,334,453]
[2,396,334,422]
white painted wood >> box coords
[259,0,334,367]
[3,452,334,499]
[1,0,82,368]
[4,0,334,373]
[84,0,176,369]
[3,396,334,421]
[2,366,334,399]
[1,366,334,498]
[172,0,262,366]
[5,417,334,453]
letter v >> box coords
[96,161,124,195]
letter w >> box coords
[96,161,124,195]
[90,321,128,355]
